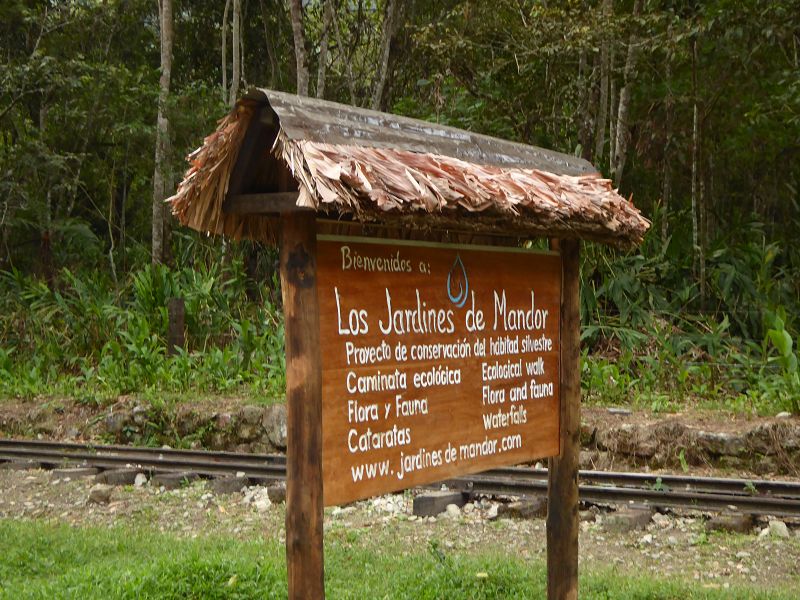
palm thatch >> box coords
[168,90,650,247]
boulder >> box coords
[104,411,130,435]
[88,484,113,505]
[266,483,287,504]
[497,498,548,520]
[263,404,288,449]
[694,431,746,457]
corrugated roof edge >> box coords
[244,88,596,177]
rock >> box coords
[462,503,475,514]
[758,527,770,539]
[267,483,287,504]
[238,405,264,425]
[209,432,230,450]
[497,498,547,520]
[445,504,461,519]
[262,405,288,449]
[210,476,249,495]
[88,484,113,505]
[152,472,199,490]
[579,450,598,469]
[768,520,790,538]
[214,412,233,430]
[331,506,356,518]
[736,551,751,559]
[580,424,596,446]
[652,512,671,528]
[244,486,272,512]
[638,534,653,545]
[175,407,205,437]
[776,412,791,419]
[579,510,596,523]
[694,431,745,457]
[487,504,499,520]
[372,495,405,514]
[412,491,465,517]
[236,406,265,442]
[705,513,754,534]
[607,407,632,416]
[746,424,779,455]
[51,467,98,480]
[603,508,653,532]
[95,468,142,486]
[134,473,148,488]
[131,405,148,426]
[596,424,656,458]
[103,411,130,435]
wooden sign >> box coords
[316,236,561,506]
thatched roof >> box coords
[168,89,650,247]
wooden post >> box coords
[167,297,185,356]
[547,238,580,600]
[280,212,325,599]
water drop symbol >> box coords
[446,254,469,308]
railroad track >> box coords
[2,438,800,517]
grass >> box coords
[0,520,792,599]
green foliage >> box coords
[0,520,793,599]
[0,253,285,401]
[1,0,799,412]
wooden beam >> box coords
[547,238,580,600]
[280,212,325,599]
[224,192,306,215]
[222,106,277,210]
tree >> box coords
[289,0,309,96]
[152,0,174,265]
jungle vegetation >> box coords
[1,0,798,412]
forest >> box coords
[1,0,799,414]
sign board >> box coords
[316,236,561,506]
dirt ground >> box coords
[1,467,799,594]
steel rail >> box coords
[440,474,800,518]
[2,439,796,499]
[2,438,800,516]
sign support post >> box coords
[280,212,325,599]
[547,238,581,600]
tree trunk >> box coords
[576,50,594,161]
[316,0,334,99]
[258,0,280,88]
[333,2,357,105]
[661,32,673,246]
[289,0,309,96]
[691,36,700,280]
[222,0,230,103]
[608,47,617,171]
[594,0,611,164]
[152,0,174,265]
[611,0,642,187]
[229,0,241,106]
[370,0,402,111]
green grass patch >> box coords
[0,520,792,599]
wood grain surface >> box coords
[317,236,562,506]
